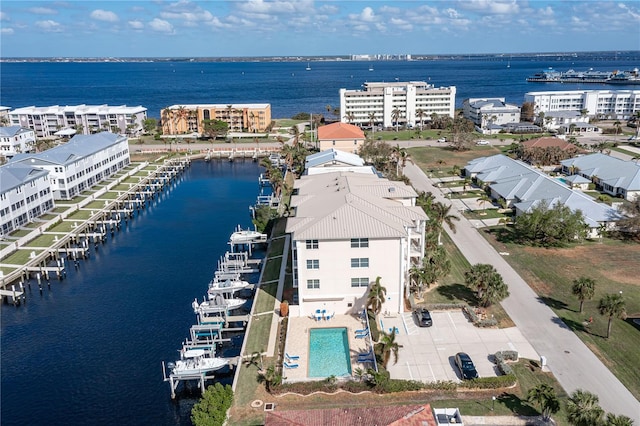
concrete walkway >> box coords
[403,163,640,422]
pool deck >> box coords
[283,314,374,382]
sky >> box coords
[0,0,639,58]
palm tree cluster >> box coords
[464,263,509,307]
[516,145,582,166]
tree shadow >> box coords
[436,283,477,305]
[537,295,571,312]
[496,392,539,416]
[484,227,519,244]
[625,317,640,333]
[550,315,603,338]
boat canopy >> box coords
[183,349,207,358]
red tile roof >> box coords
[521,137,578,151]
[317,122,365,140]
[264,404,437,426]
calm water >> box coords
[1,54,639,119]
[1,160,262,425]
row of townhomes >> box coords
[463,154,622,237]
[7,105,147,138]
[0,132,130,236]
[287,151,428,317]
[0,126,36,158]
[339,81,456,128]
[160,104,272,135]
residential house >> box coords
[560,153,640,201]
[304,148,377,175]
[339,81,456,129]
[9,132,130,200]
[160,104,271,135]
[286,171,427,317]
[462,98,521,134]
[0,163,54,236]
[0,126,36,159]
[316,123,366,154]
[533,110,596,133]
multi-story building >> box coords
[0,126,36,158]
[10,132,130,200]
[161,104,272,135]
[317,122,365,154]
[524,90,640,120]
[339,81,456,129]
[462,98,521,131]
[286,170,427,317]
[0,163,54,236]
[8,105,147,138]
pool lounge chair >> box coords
[358,355,375,363]
[323,311,334,321]
[354,327,368,334]
[314,310,323,321]
[284,361,299,369]
[285,353,299,361]
[355,331,369,339]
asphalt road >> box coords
[403,163,640,422]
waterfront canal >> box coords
[1,159,262,426]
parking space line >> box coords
[447,311,457,330]
[427,361,435,381]
[406,362,414,380]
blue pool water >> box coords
[308,328,352,378]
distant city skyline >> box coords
[1,0,639,58]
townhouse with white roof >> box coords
[9,132,130,200]
[286,169,427,317]
[464,154,621,236]
[0,126,36,158]
[0,163,54,236]
[560,153,640,201]
[8,105,147,138]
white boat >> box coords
[368,64,374,71]
[168,349,227,376]
[229,226,267,244]
[194,296,245,313]
[306,62,311,71]
[208,275,251,294]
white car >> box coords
[476,139,490,145]
[437,137,447,143]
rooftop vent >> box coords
[388,187,396,192]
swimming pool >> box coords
[308,327,352,378]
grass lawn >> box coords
[67,210,94,220]
[463,209,509,220]
[51,207,70,213]
[482,228,640,399]
[1,249,45,267]
[408,146,502,175]
[450,190,484,199]
[8,229,31,238]
[24,234,59,247]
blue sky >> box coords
[1,0,639,57]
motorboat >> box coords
[167,349,227,377]
[193,295,245,314]
[229,225,267,244]
[208,274,251,294]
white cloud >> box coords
[390,17,412,31]
[128,20,144,30]
[35,20,63,32]
[29,7,57,15]
[459,0,520,15]
[90,9,119,22]
[359,7,377,22]
[148,18,175,34]
[206,16,232,29]
[1,27,14,35]
[0,11,8,21]
[235,0,311,15]
[445,8,460,19]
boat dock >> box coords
[0,158,190,305]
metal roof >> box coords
[0,163,49,193]
[561,153,640,192]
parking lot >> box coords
[379,310,539,383]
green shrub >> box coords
[191,383,234,426]
[459,374,516,389]
[382,379,425,393]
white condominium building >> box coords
[8,105,147,138]
[9,132,130,200]
[0,126,36,158]
[524,90,640,120]
[339,81,456,129]
[286,170,427,317]
[0,163,54,236]
[462,98,521,128]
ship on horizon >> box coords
[526,67,640,84]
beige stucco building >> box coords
[161,104,271,135]
[317,122,365,154]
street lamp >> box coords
[491,396,496,411]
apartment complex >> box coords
[462,98,521,130]
[0,163,54,236]
[339,81,456,129]
[8,105,147,138]
[317,122,366,154]
[0,126,36,158]
[161,104,271,135]
[286,169,427,317]
[524,89,640,120]
[9,132,130,200]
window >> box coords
[350,238,369,248]
[306,259,319,269]
[307,279,320,289]
[305,239,319,249]
[351,258,369,268]
[351,277,369,287]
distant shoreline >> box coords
[1,50,639,63]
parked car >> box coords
[437,137,447,143]
[628,135,638,141]
[454,352,478,380]
[413,308,433,327]
[476,139,490,145]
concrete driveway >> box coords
[380,311,539,383]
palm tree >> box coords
[477,193,492,214]
[344,111,355,124]
[464,263,509,307]
[572,277,595,313]
[415,108,426,130]
[376,330,402,368]
[175,106,189,134]
[257,365,282,393]
[566,389,604,426]
[527,384,560,422]
[430,202,459,245]
[416,191,436,212]
[243,351,264,371]
[613,120,622,136]
[290,125,300,146]
[605,413,635,426]
[391,108,401,132]
[368,112,377,134]
[366,276,386,317]
[598,293,627,338]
